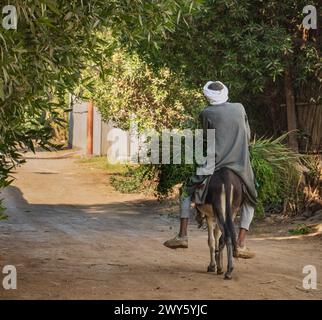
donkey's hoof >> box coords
[224,273,232,280]
[207,265,216,273]
[217,268,224,275]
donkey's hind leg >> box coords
[224,183,236,280]
[224,237,234,280]
[206,215,217,272]
[216,233,225,275]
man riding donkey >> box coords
[164,81,257,259]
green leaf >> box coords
[41,0,61,15]
[0,81,4,101]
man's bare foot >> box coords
[163,235,188,249]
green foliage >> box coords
[76,156,127,174]
[250,153,279,215]
[110,164,158,194]
[0,202,8,220]
[288,224,311,235]
[156,163,196,199]
[0,214,8,220]
[250,134,302,215]
[301,156,322,188]
[0,0,197,210]
[80,47,205,131]
[297,155,322,213]
[127,0,321,139]
[130,0,320,97]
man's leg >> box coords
[163,175,208,249]
[179,218,189,237]
[237,228,247,248]
[235,201,255,259]
[163,195,191,249]
[178,195,191,237]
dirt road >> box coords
[0,153,321,299]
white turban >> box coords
[203,81,229,105]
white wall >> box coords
[69,98,132,161]
[70,98,87,151]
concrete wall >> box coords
[69,98,88,151]
[100,121,109,157]
[93,107,102,156]
[106,125,130,163]
[69,98,132,161]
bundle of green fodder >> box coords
[112,133,305,217]
[250,133,302,216]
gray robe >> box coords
[192,102,257,206]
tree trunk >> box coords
[284,68,299,152]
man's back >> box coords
[200,102,257,204]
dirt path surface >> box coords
[0,153,321,300]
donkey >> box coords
[195,168,243,280]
